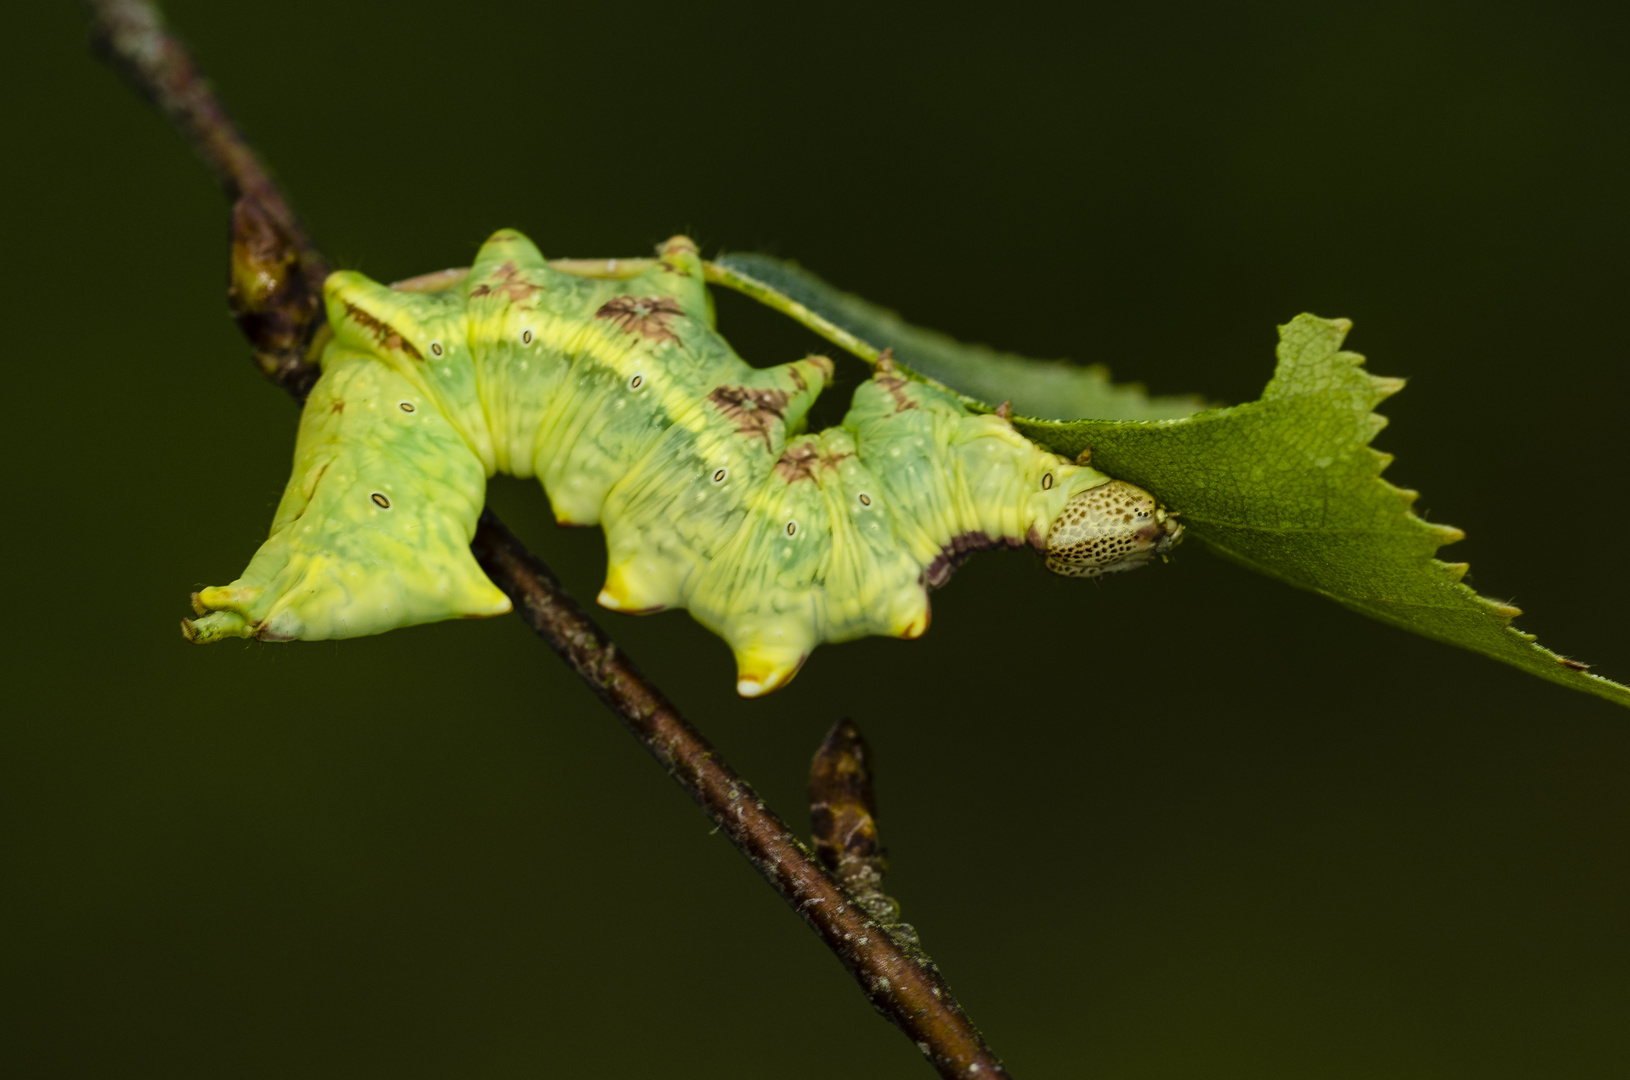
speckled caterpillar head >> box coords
[1044,480,1183,577]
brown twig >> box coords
[89,0,327,395]
[810,721,1002,1066]
[85,2,1008,1075]
[474,525,1007,1077]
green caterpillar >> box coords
[186,229,1183,696]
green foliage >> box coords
[714,256,1630,709]
[712,254,1204,422]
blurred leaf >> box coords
[711,253,1204,421]
[711,257,1628,708]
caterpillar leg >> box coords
[185,351,510,643]
[732,635,813,698]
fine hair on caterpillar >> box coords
[184,229,1183,696]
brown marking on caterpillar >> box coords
[342,301,423,361]
[923,531,1029,589]
[820,449,853,473]
[774,441,821,483]
[298,461,330,508]
[708,384,791,450]
[775,438,855,483]
[788,366,807,392]
[595,295,685,343]
[253,619,297,642]
[868,349,917,412]
[874,371,918,413]
[469,260,544,302]
[809,354,836,381]
[657,259,692,277]
[330,399,345,414]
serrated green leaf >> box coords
[1019,315,1628,709]
[709,256,1628,709]
[710,253,1204,421]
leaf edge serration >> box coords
[1016,314,1630,710]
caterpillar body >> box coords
[186,229,1182,696]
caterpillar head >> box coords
[1045,480,1183,578]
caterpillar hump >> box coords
[185,230,1182,694]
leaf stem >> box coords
[704,258,885,363]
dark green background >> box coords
[5,2,1628,1076]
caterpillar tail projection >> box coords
[185,230,1184,696]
